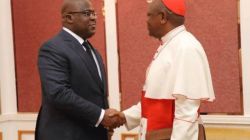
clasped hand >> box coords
[100,108,126,130]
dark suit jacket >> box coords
[35,30,109,140]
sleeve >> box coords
[123,102,141,130]
[95,109,105,127]
[171,95,200,140]
[38,43,102,126]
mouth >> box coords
[89,23,96,28]
[89,24,96,31]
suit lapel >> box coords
[59,30,103,90]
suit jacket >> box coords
[35,30,109,140]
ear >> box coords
[159,12,167,24]
[64,14,74,23]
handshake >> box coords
[100,108,126,130]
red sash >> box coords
[141,91,175,131]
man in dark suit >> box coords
[35,0,124,139]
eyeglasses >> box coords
[68,10,97,17]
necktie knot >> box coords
[82,40,92,51]
[82,40,94,57]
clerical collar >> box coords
[161,25,185,44]
[153,25,185,60]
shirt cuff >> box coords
[95,109,105,127]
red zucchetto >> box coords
[161,0,185,16]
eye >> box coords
[83,11,91,16]
[82,10,96,17]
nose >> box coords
[90,13,97,19]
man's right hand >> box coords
[101,108,126,129]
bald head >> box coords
[147,0,164,13]
[60,0,96,39]
[61,0,88,15]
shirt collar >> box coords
[161,25,186,44]
[63,27,85,45]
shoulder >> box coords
[174,31,205,54]
[39,32,67,53]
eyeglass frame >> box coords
[67,10,97,17]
